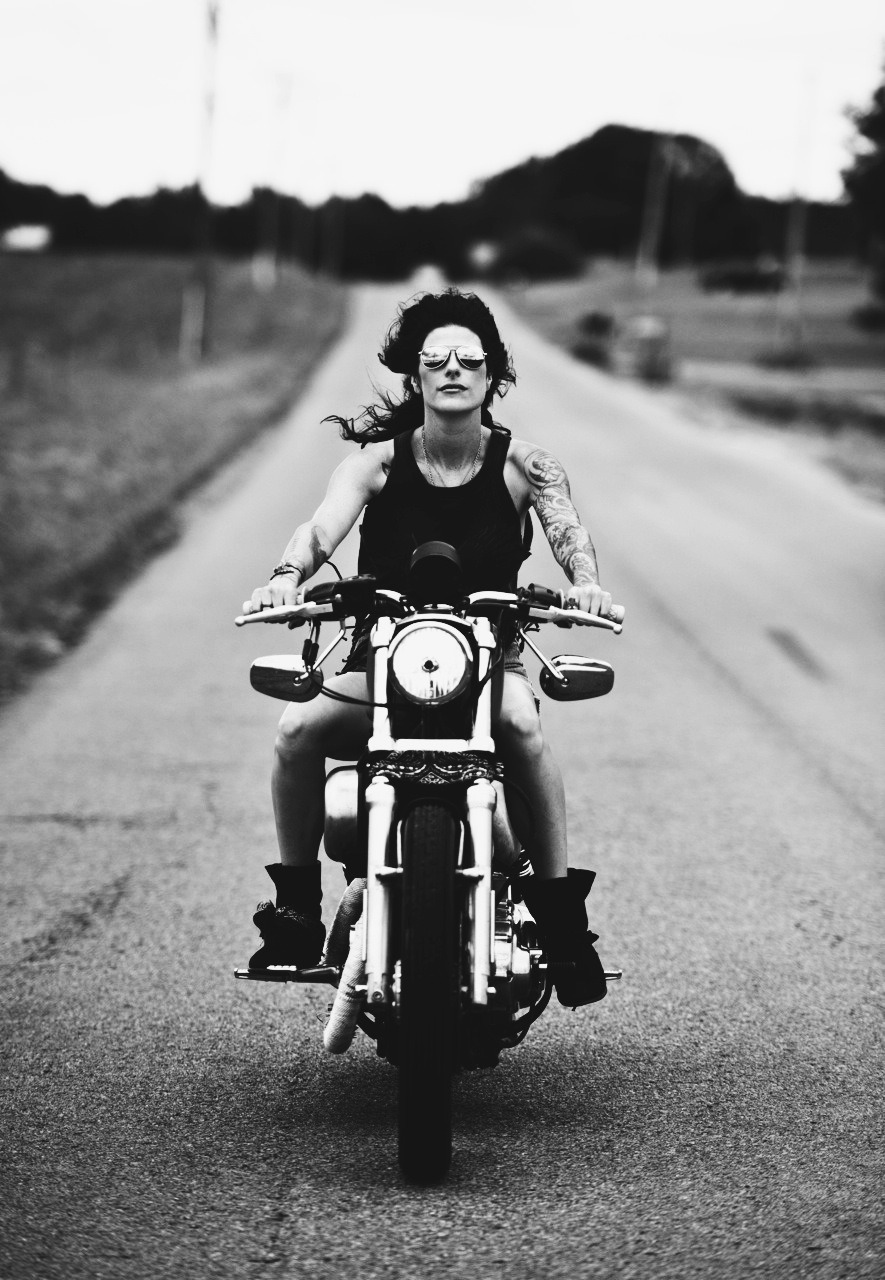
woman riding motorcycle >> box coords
[241,289,615,1006]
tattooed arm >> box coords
[523,447,613,617]
[242,441,391,614]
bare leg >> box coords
[273,668,566,873]
[272,671,372,866]
[493,673,568,880]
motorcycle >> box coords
[234,542,623,1183]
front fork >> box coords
[462,615,497,1006]
[363,614,499,1009]
[464,780,495,1006]
[363,774,497,1009]
[364,775,396,1006]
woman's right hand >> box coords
[242,574,302,616]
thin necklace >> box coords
[422,426,483,488]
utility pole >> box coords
[321,198,345,279]
[778,195,807,352]
[776,72,815,358]
[180,0,220,364]
[635,134,672,292]
[252,74,292,292]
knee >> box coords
[275,706,315,764]
[497,702,545,761]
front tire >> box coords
[397,801,460,1183]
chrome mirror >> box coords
[250,654,324,702]
[539,656,614,702]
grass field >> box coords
[507,258,885,368]
[508,258,885,501]
[0,254,345,701]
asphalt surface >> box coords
[1,281,883,1280]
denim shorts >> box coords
[503,640,530,681]
[503,641,540,712]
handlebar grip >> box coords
[607,604,625,625]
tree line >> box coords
[0,121,873,281]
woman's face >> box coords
[414,324,491,418]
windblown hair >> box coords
[326,289,517,444]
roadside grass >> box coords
[507,258,885,368]
[0,255,345,702]
[507,259,885,500]
[695,389,885,503]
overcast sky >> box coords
[3,0,883,209]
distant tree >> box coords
[486,226,584,282]
[843,67,885,313]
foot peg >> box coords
[233,964,341,985]
[540,962,623,982]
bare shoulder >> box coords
[333,437,396,497]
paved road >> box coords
[2,283,883,1279]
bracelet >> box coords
[270,562,303,581]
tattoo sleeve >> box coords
[524,449,600,586]
[276,522,330,583]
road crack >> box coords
[766,628,829,680]
[1,811,177,831]
[17,873,132,964]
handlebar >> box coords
[235,585,624,633]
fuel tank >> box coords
[324,766,359,866]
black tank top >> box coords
[357,427,531,595]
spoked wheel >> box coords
[397,801,461,1184]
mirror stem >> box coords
[517,625,568,683]
[314,626,349,670]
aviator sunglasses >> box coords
[419,345,487,370]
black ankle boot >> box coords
[520,869,607,1007]
[249,863,326,969]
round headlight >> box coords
[388,623,472,705]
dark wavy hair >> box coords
[326,289,516,444]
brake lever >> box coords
[234,602,335,627]
[527,604,623,634]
